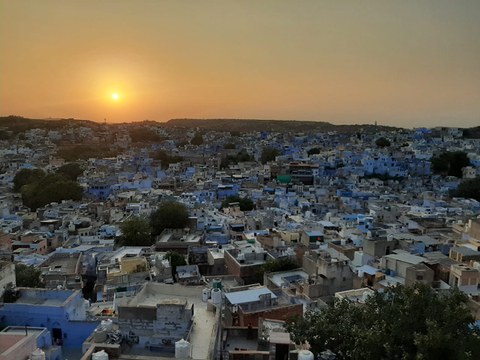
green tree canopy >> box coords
[451,176,480,201]
[432,151,471,178]
[151,150,183,169]
[128,127,165,143]
[375,137,391,148]
[21,174,83,211]
[117,216,153,246]
[190,132,204,146]
[13,168,46,192]
[285,284,480,360]
[0,129,11,140]
[261,146,280,164]
[164,251,187,279]
[262,258,298,273]
[57,144,120,161]
[220,149,254,169]
[15,263,44,288]
[221,196,255,211]
[57,162,84,181]
[223,142,236,149]
[150,201,189,236]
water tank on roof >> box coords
[298,350,314,360]
[175,338,191,359]
[30,348,46,360]
[211,288,222,305]
[202,288,211,302]
[92,350,109,360]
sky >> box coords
[1,0,479,128]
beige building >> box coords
[449,264,480,294]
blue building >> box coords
[0,288,99,348]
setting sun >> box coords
[111,93,120,101]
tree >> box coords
[190,132,204,146]
[262,258,298,273]
[431,151,471,178]
[220,149,254,169]
[117,216,153,246]
[150,201,189,236]
[261,146,280,164]
[151,150,183,169]
[221,196,255,211]
[57,162,84,181]
[375,137,391,148]
[307,148,321,156]
[57,144,120,161]
[128,127,165,143]
[21,174,83,211]
[15,263,44,288]
[13,168,46,192]
[164,251,187,280]
[0,129,11,140]
[285,284,480,360]
[452,176,480,201]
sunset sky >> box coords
[1,0,479,127]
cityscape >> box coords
[1,1,480,360]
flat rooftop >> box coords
[11,288,76,307]
[225,287,276,305]
[43,254,79,273]
[110,247,144,263]
[121,283,216,360]
[268,270,309,288]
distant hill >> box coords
[0,116,101,133]
[7,116,478,136]
[463,126,480,139]
[165,118,401,134]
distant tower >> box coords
[374,121,378,127]
[104,118,107,124]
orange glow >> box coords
[1,1,479,127]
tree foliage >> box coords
[224,142,236,149]
[451,176,480,201]
[262,258,298,273]
[190,132,204,146]
[375,137,391,148]
[117,216,153,246]
[307,148,321,156]
[285,284,480,360]
[150,201,189,236]
[57,144,120,161]
[0,129,11,140]
[21,174,83,211]
[221,196,255,211]
[220,149,254,168]
[164,251,187,279]
[128,127,165,143]
[261,146,280,164]
[431,151,471,178]
[13,168,46,192]
[15,263,44,288]
[57,162,84,181]
[151,150,183,168]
